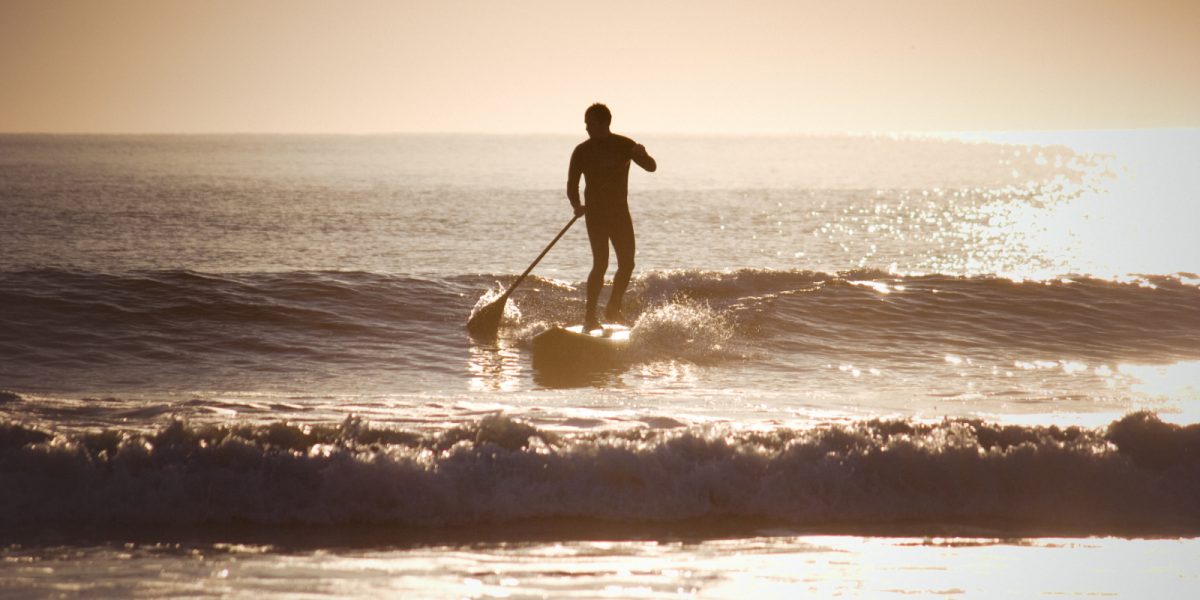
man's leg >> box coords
[585,214,610,329]
[605,211,635,322]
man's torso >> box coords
[573,134,635,213]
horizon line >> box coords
[2,126,1196,137]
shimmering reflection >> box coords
[467,339,523,392]
[531,360,627,389]
[18,536,1185,598]
[789,131,1200,281]
[1119,360,1200,423]
[633,360,700,387]
[5,535,1195,598]
[926,130,1200,280]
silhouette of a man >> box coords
[568,103,657,331]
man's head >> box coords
[584,103,612,138]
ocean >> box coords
[1,131,1198,597]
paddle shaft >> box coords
[498,214,580,302]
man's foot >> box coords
[604,308,625,325]
[582,316,602,332]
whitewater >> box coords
[1,132,1198,597]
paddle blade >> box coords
[467,296,507,338]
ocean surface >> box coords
[1,131,1198,597]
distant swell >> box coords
[1,413,1198,536]
[0,268,476,390]
[627,268,1200,363]
[1,268,1198,392]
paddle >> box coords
[467,214,581,338]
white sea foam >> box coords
[628,301,738,363]
[2,413,1197,536]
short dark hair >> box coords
[585,103,612,126]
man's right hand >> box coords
[573,204,586,217]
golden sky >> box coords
[2,0,1198,134]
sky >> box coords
[1,0,1198,134]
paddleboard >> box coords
[531,323,631,367]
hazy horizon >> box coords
[2,128,1197,139]
[3,0,1198,135]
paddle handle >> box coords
[500,214,580,301]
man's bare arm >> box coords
[631,143,657,172]
[567,149,585,216]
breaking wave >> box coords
[2,412,1198,537]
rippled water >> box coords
[1,131,1198,596]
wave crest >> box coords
[2,413,1198,535]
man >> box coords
[567,103,657,331]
